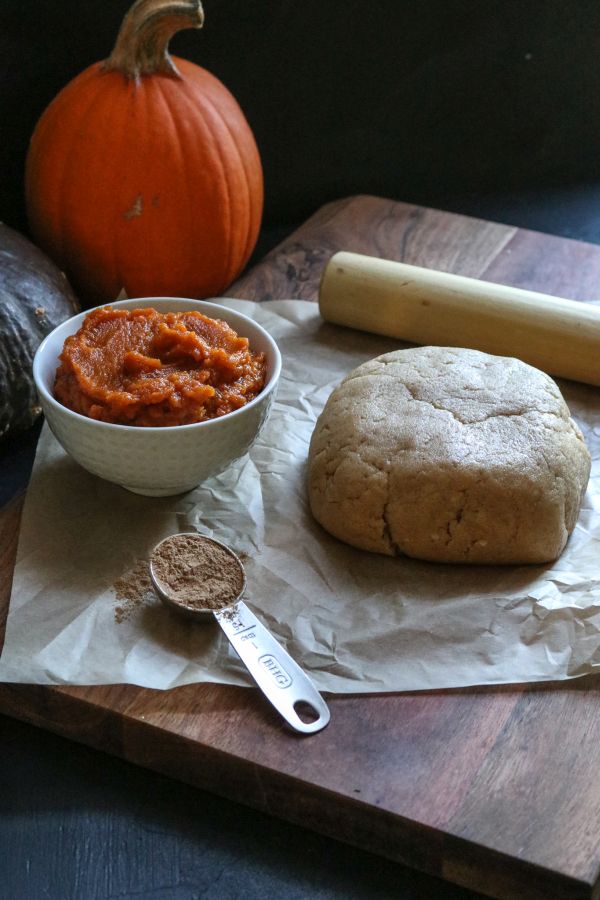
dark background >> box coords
[3,0,600,240]
[3,2,600,898]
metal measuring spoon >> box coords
[149,533,330,735]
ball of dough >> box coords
[307,347,591,564]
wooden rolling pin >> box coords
[319,251,600,386]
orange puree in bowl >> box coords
[54,306,267,426]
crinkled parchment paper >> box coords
[1,299,600,692]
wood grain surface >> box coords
[2,195,600,900]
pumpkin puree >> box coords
[54,306,266,426]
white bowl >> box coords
[33,297,281,496]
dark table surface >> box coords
[2,186,600,900]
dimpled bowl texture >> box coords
[33,298,281,496]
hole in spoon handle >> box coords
[215,601,330,734]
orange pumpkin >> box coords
[25,0,263,307]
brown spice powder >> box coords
[151,533,244,611]
[113,559,154,623]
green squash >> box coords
[0,224,79,439]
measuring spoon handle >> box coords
[215,601,330,734]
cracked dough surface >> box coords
[307,346,591,564]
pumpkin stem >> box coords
[103,0,204,81]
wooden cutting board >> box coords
[2,195,600,900]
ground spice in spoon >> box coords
[151,533,245,611]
